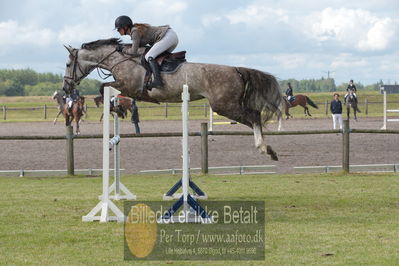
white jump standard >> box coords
[82,86,136,223]
[382,89,399,130]
[160,84,212,223]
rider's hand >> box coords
[116,44,123,52]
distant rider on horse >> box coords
[66,88,80,112]
[285,82,294,106]
[345,79,358,104]
[114,15,179,90]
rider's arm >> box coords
[123,28,141,57]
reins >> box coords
[65,47,134,84]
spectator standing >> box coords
[330,93,343,130]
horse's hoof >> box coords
[258,144,267,154]
[266,145,279,161]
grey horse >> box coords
[62,38,283,160]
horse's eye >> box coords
[66,63,70,67]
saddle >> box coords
[141,47,187,85]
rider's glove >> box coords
[116,44,124,52]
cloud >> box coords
[305,7,398,52]
[225,5,288,25]
[0,20,55,49]
[358,18,397,51]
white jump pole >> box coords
[381,89,399,130]
[181,84,190,215]
[382,90,387,130]
[82,86,124,222]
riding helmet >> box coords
[114,16,133,29]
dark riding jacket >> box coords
[285,87,293,97]
[347,84,357,93]
[330,99,342,114]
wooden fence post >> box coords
[2,106,6,120]
[204,103,208,117]
[66,126,74,175]
[165,103,168,118]
[85,104,88,118]
[325,100,329,115]
[44,104,47,120]
[365,98,368,115]
[342,120,350,173]
[201,122,209,174]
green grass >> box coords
[0,173,398,265]
[1,91,399,122]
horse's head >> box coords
[52,90,59,100]
[62,45,85,94]
[62,38,132,94]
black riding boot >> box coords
[147,57,163,89]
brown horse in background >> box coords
[283,94,318,119]
[94,95,133,121]
[52,91,85,134]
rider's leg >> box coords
[144,29,179,89]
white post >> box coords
[158,84,212,224]
[82,86,125,222]
[182,84,190,214]
[106,97,136,201]
[209,106,213,131]
[114,98,121,197]
[382,90,387,130]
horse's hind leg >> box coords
[253,123,278,160]
[305,107,312,116]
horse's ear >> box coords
[64,45,75,55]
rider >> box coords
[345,79,358,104]
[285,82,294,106]
[114,15,179,90]
[66,88,80,111]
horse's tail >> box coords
[236,67,282,125]
[306,96,318,109]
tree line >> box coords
[0,69,101,96]
[279,77,383,93]
[0,68,384,97]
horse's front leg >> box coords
[76,120,80,135]
[99,80,124,96]
[53,110,62,125]
[354,108,357,121]
[347,106,350,120]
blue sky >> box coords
[0,0,398,85]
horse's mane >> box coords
[81,38,121,50]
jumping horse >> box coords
[52,91,85,134]
[283,94,318,119]
[62,38,283,160]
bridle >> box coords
[63,50,87,89]
[63,47,133,91]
